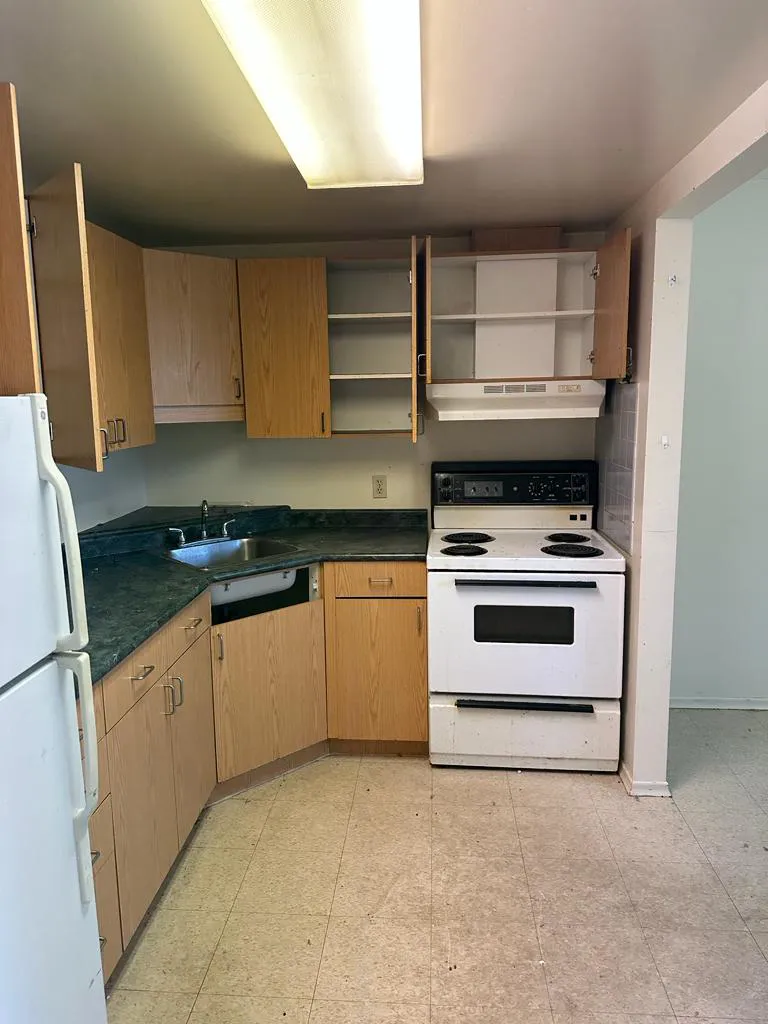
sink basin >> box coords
[166,536,299,572]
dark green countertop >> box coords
[84,514,427,684]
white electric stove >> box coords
[427,461,626,772]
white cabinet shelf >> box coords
[328,312,412,321]
[431,310,595,323]
[330,372,412,380]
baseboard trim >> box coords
[670,698,768,710]
[209,740,330,803]
[619,760,671,798]
[329,739,429,757]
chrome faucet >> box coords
[200,499,209,540]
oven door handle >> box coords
[455,698,595,714]
[453,579,598,589]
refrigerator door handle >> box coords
[30,394,89,651]
[56,651,98,905]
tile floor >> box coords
[108,710,768,1023]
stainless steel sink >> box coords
[166,536,299,572]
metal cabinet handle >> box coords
[163,682,176,715]
[184,617,203,631]
[416,605,423,635]
[217,632,225,661]
[321,411,326,434]
[99,427,110,460]
[369,577,393,586]
[170,675,185,707]
[91,849,101,866]
[116,417,127,443]
[417,352,427,377]
[99,936,107,951]
[131,664,155,681]
[233,376,242,400]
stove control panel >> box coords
[432,461,597,507]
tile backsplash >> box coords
[597,381,637,554]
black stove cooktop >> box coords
[542,543,604,558]
[440,544,488,556]
[442,532,495,544]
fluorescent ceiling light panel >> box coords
[201,0,424,189]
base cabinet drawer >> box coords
[94,852,122,981]
[331,561,426,598]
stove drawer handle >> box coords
[453,579,598,589]
[455,698,595,714]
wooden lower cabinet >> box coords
[212,600,327,782]
[327,598,427,742]
[107,677,178,945]
[169,632,217,845]
[94,852,122,981]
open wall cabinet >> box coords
[327,236,419,441]
[422,230,631,385]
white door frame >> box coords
[615,82,768,795]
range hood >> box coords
[425,380,606,421]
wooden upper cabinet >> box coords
[0,82,40,396]
[28,165,103,470]
[86,222,155,450]
[143,249,244,422]
[237,257,331,438]
[29,163,155,469]
[592,227,632,380]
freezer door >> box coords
[0,395,88,686]
[0,659,106,1024]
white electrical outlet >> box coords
[372,474,387,499]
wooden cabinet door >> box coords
[0,82,40,396]
[143,249,244,419]
[169,632,217,845]
[274,602,327,758]
[238,257,331,438]
[87,222,155,449]
[211,617,279,782]
[107,677,178,944]
[592,226,631,379]
[28,164,104,470]
[94,852,122,981]
[328,598,427,741]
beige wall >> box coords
[144,419,596,508]
[612,79,768,794]
[62,447,148,531]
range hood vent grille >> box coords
[427,379,606,421]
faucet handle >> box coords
[222,518,235,538]
[168,527,186,547]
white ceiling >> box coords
[1,0,767,245]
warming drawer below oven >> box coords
[429,694,620,771]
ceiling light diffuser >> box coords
[200,0,424,189]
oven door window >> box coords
[473,604,575,645]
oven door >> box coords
[428,570,625,698]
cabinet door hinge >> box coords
[27,216,37,238]
[590,263,600,280]
[408,269,413,285]
[587,350,595,364]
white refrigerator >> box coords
[0,394,107,1024]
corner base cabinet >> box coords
[211,598,327,782]
[325,562,428,742]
